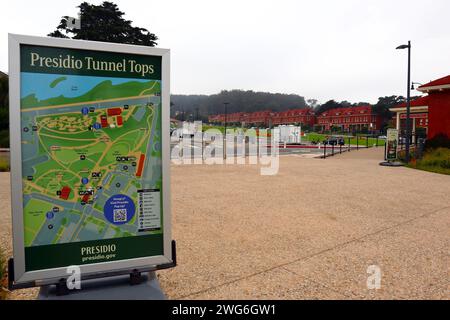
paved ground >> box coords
[1,147,449,299]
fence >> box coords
[321,135,383,159]
[396,131,427,162]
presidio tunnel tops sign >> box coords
[20,44,161,79]
[9,34,172,285]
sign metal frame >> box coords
[8,34,173,286]
[385,128,399,161]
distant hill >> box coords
[21,80,161,109]
[171,90,307,119]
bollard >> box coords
[357,136,359,150]
[323,143,326,159]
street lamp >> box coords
[396,41,411,163]
[223,102,230,159]
[411,82,423,90]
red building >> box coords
[117,115,123,126]
[390,75,450,140]
[418,75,450,139]
[100,115,108,128]
[59,186,71,200]
[245,111,273,126]
[136,154,146,177]
[107,108,122,116]
[208,114,225,124]
[316,106,382,133]
[271,108,316,127]
[390,96,429,136]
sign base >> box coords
[379,161,404,167]
[37,272,166,300]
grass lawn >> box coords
[305,132,385,147]
[409,148,450,175]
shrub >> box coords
[0,159,9,172]
[412,147,450,175]
[0,250,7,300]
[425,133,450,150]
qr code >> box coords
[113,209,127,223]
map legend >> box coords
[138,189,161,232]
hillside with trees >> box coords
[171,90,308,121]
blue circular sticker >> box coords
[93,122,101,130]
[104,194,135,225]
[46,212,54,220]
[81,107,89,115]
[81,177,89,185]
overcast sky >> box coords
[1,0,450,104]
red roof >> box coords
[395,96,430,108]
[418,75,450,91]
[319,106,372,117]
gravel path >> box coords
[1,148,449,299]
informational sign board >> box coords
[8,34,172,285]
[385,129,399,161]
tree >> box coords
[0,73,9,148]
[48,1,158,46]
[372,95,405,131]
[314,100,343,114]
[170,90,308,117]
[0,73,8,109]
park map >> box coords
[20,73,163,248]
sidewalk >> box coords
[1,148,449,299]
[158,148,449,299]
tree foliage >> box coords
[171,90,308,119]
[48,1,158,46]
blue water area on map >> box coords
[103,194,136,225]
[20,72,149,100]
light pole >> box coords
[396,41,411,163]
[411,82,423,90]
[223,102,229,159]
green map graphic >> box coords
[21,73,163,248]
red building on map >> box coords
[117,115,123,126]
[82,194,90,204]
[100,115,108,128]
[136,154,146,177]
[107,108,122,116]
[59,186,71,200]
